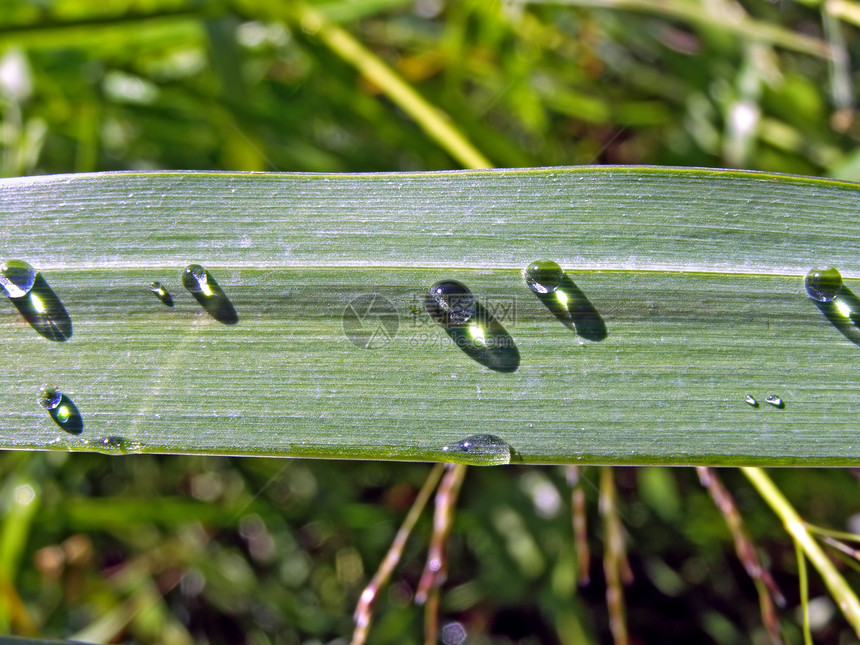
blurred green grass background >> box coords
[1,0,860,643]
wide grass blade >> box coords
[1,167,859,465]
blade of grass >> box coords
[1,167,860,465]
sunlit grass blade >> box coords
[1,167,859,465]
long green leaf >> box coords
[2,167,858,465]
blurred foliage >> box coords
[2,0,860,643]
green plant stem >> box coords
[741,467,860,637]
[291,4,493,170]
[795,539,812,645]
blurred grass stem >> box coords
[742,467,860,637]
[292,4,493,169]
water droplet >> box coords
[523,260,607,341]
[441,434,512,466]
[765,395,785,409]
[149,281,174,307]
[424,280,519,373]
[524,260,564,294]
[744,394,758,407]
[0,260,72,341]
[37,386,83,434]
[425,280,476,325]
[94,436,129,454]
[805,267,843,303]
[0,260,37,298]
[182,264,238,325]
[37,385,62,410]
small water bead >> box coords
[424,280,520,372]
[37,386,83,434]
[182,264,239,325]
[149,281,174,307]
[441,434,512,466]
[744,394,758,407]
[765,395,785,409]
[523,260,607,341]
[0,260,37,298]
[805,267,843,303]
[95,436,129,454]
[37,385,62,410]
[184,265,210,294]
[425,280,476,326]
[0,261,72,341]
[524,260,564,294]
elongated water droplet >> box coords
[149,281,174,307]
[182,264,238,325]
[0,260,37,298]
[425,280,476,325]
[765,395,784,409]
[805,267,843,303]
[37,386,83,434]
[424,280,519,373]
[523,260,607,341]
[744,394,758,407]
[441,434,512,466]
[1,260,72,341]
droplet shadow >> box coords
[812,285,860,346]
[47,395,83,435]
[7,273,73,341]
[442,302,520,372]
[530,274,607,341]
[183,265,239,325]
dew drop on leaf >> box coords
[765,395,784,409]
[37,385,62,410]
[804,267,842,303]
[523,259,607,341]
[425,280,476,326]
[149,281,174,307]
[182,264,238,325]
[524,259,564,294]
[0,260,37,299]
[441,434,512,466]
[0,260,72,341]
[37,386,83,435]
[423,280,520,372]
[744,394,758,407]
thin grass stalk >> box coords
[742,467,860,638]
[424,585,441,645]
[823,537,860,560]
[804,524,860,543]
[290,4,493,170]
[567,465,591,585]
[599,466,629,645]
[351,463,446,645]
[795,539,812,645]
[696,466,784,643]
[415,463,468,604]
